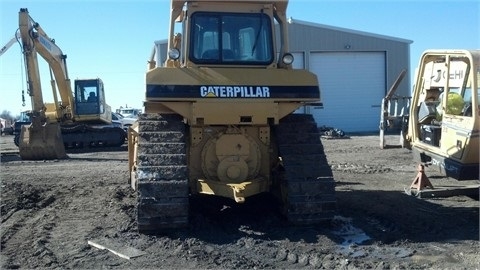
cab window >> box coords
[190,12,273,65]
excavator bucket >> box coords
[19,123,67,160]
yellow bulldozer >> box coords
[128,0,336,232]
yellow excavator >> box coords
[17,8,125,160]
[128,0,336,232]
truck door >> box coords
[438,56,474,161]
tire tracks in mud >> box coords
[1,180,136,269]
[1,135,478,269]
[330,162,394,174]
[1,183,60,268]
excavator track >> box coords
[14,125,126,148]
[61,124,125,148]
[134,113,189,232]
[275,114,336,225]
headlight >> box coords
[168,48,180,60]
[282,53,294,65]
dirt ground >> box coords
[1,133,478,269]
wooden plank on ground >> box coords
[88,237,146,260]
[414,185,480,199]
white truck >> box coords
[116,105,142,118]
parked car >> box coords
[111,112,136,131]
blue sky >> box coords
[1,0,479,116]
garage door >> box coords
[309,52,385,133]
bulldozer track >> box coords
[275,114,336,225]
[135,113,189,232]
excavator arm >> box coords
[17,8,68,160]
[19,8,74,123]
[0,31,20,56]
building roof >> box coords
[288,18,413,44]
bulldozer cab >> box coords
[164,0,290,69]
[73,78,112,123]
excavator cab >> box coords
[73,78,112,123]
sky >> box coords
[1,0,479,117]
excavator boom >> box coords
[18,8,67,159]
